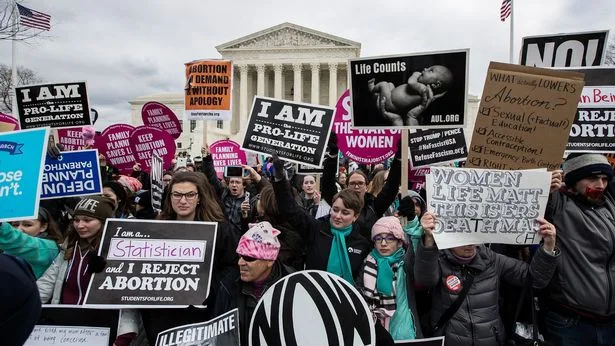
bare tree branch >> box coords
[0,1,48,41]
[0,63,43,113]
[605,36,615,66]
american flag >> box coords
[16,3,51,31]
[500,0,512,22]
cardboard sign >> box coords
[409,128,467,168]
[142,101,182,139]
[185,60,233,120]
[395,337,445,346]
[425,167,550,249]
[563,67,615,153]
[15,82,92,129]
[466,62,584,171]
[0,128,48,221]
[242,97,335,167]
[333,90,401,164]
[84,219,218,308]
[210,139,247,179]
[0,112,19,132]
[349,50,469,128]
[41,149,102,199]
[57,127,87,151]
[520,30,609,67]
[151,153,163,210]
[25,305,119,346]
[130,126,176,172]
[249,270,375,346]
[156,309,239,346]
[94,124,136,175]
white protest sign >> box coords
[24,325,110,346]
[426,167,550,249]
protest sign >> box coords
[84,219,217,308]
[151,153,163,210]
[25,305,119,346]
[333,90,401,164]
[425,167,550,249]
[57,127,87,151]
[142,101,182,139]
[409,167,430,191]
[563,67,615,153]
[185,60,233,120]
[242,96,334,167]
[466,62,584,171]
[0,112,19,132]
[156,308,239,346]
[520,30,609,67]
[0,127,48,221]
[15,82,91,129]
[349,50,469,128]
[249,270,375,346]
[130,126,176,171]
[297,163,324,175]
[395,337,445,346]
[210,139,247,179]
[41,149,102,199]
[409,128,467,168]
[95,124,136,175]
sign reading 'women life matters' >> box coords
[425,167,551,249]
[16,82,92,129]
[185,60,233,121]
[242,96,334,168]
[155,309,240,346]
[466,62,585,171]
[210,139,247,179]
[333,90,401,164]
[141,101,182,139]
[84,219,217,308]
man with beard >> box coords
[543,153,615,345]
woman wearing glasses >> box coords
[139,171,238,344]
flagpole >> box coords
[11,0,18,114]
[509,0,514,63]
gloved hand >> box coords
[86,253,107,273]
[47,143,65,159]
[326,132,338,156]
[397,196,416,219]
[271,153,286,182]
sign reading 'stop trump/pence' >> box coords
[184,60,232,121]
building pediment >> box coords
[216,22,360,51]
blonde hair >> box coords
[367,170,388,196]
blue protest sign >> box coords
[0,127,49,221]
[41,149,102,199]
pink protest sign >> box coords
[0,112,19,132]
[141,101,182,139]
[333,90,401,164]
[95,124,136,174]
[57,127,86,151]
[130,126,176,172]
[210,139,247,178]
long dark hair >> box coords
[159,172,224,222]
[38,207,63,246]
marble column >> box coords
[311,63,320,104]
[238,64,249,126]
[256,64,266,96]
[328,63,338,106]
[293,63,303,102]
[273,64,283,99]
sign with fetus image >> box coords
[349,50,469,128]
[83,219,217,308]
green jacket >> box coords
[0,222,59,278]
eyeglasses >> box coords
[373,235,398,243]
[240,255,258,262]
[348,181,366,187]
[171,191,198,201]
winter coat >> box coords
[414,242,559,346]
[0,222,59,278]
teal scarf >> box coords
[370,247,405,296]
[403,216,423,253]
[327,225,355,284]
[390,266,416,340]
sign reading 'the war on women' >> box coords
[426,167,551,249]
[84,219,217,308]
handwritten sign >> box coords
[141,102,182,139]
[185,60,233,120]
[84,219,217,308]
[409,128,467,168]
[210,139,247,179]
[425,167,550,249]
[156,309,240,346]
[25,326,110,346]
[467,62,584,170]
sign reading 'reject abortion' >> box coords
[83,219,218,308]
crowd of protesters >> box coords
[1,134,614,346]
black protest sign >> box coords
[520,30,609,67]
[16,82,91,129]
[297,163,323,175]
[25,305,119,346]
[83,219,217,308]
[242,97,334,167]
[395,337,445,346]
[156,309,239,346]
[409,128,467,168]
[349,50,468,128]
[249,270,375,346]
[151,153,164,210]
[564,67,615,153]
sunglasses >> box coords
[373,235,398,243]
[240,255,258,262]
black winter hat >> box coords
[563,153,613,187]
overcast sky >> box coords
[1,0,613,130]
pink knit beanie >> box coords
[236,222,281,261]
[371,216,408,246]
